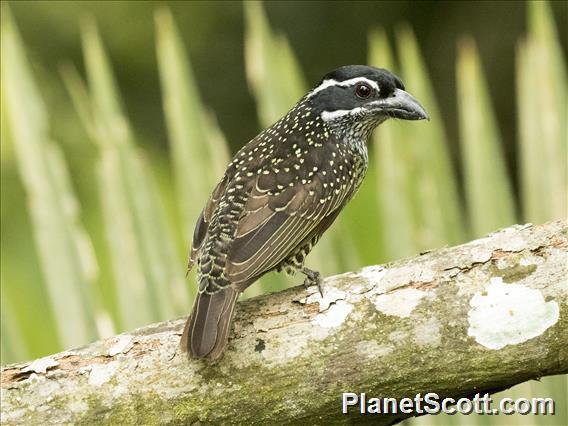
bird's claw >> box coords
[302,267,323,297]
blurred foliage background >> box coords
[1,1,566,424]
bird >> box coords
[180,65,428,360]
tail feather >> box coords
[181,287,239,360]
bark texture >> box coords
[1,220,567,425]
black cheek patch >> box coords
[311,85,369,114]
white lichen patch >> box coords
[356,340,393,359]
[107,334,133,357]
[88,361,119,386]
[519,255,543,267]
[498,226,532,251]
[414,317,441,347]
[311,300,353,328]
[469,245,493,264]
[372,288,427,318]
[359,265,386,290]
[68,400,88,414]
[2,407,26,422]
[21,357,59,374]
[467,277,560,350]
[111,383,129,398]
[259,328,311,361]
[388,330,407,344]
[38,379,60,397]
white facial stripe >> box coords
[320,99,389,122]
[320,107,365,122]
[308,77,380,98]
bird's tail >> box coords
[180,286,239,361]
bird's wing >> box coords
[225,151,352,286]
[188,175,229,272]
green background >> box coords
[1,1,566,425]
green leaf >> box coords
[1,291,30,363]
[1,7,99,348]
[155,9,230,242]
[517,1,567,223]
[76,19,188,329]
[243,1,307,126]
[456,37,517,236]
[396,25,466,249]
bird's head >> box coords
[306,65,428,135]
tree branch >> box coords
[1,220,567,425]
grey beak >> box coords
[376,88,429,121]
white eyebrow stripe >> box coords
[307,77,380,98]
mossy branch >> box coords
[1,220,567,425]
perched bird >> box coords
[181,65,428,360]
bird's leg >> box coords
[301,267,323,297]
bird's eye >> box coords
[355,83,372,99]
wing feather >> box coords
[226,172,349,285]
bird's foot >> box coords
[302,267,323,297]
